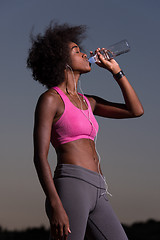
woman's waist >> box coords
[57,157,100,173]
[56,150,100,173]
[54,163,106,189]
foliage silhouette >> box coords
[0,226,49,240]
[123,219,160,240]
[0,219,160,239]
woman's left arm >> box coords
[90,49,144,119]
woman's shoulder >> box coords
[36,88,62,111]
[39,88,61,102]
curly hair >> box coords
[27,22,87,88]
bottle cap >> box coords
[88,56,96,63]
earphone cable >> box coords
[66,64,112,196]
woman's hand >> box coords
[49,203,71,240]
[89,48,144,119]
[90,48,121,75]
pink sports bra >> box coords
[51,87,99,148]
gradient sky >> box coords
[0,0,160,230]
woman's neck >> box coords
[59,69,80,95]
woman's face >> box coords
[68,42,91,74]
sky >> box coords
[0,0,160,230]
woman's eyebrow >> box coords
[71,45,79,50]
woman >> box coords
[27,23,143,240]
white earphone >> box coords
[66,64,72,69]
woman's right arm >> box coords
[33,92,71,240]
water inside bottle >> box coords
[88,39,130,63]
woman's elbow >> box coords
[132,107,144,118]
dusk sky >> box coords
[0,0,160,230]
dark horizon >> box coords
[0,219,160,240]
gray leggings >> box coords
[47,164,128,240]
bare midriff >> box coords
[55,138,100,173]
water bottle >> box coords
[88,39,130,63]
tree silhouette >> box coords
[0,219,160,240]
[0,226,49,240]
[123,219,160,240]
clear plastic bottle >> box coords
[88,39,130,63]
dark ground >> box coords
[0,219,160,240]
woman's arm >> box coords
[33,91,71,239]
[89,49,144,119]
